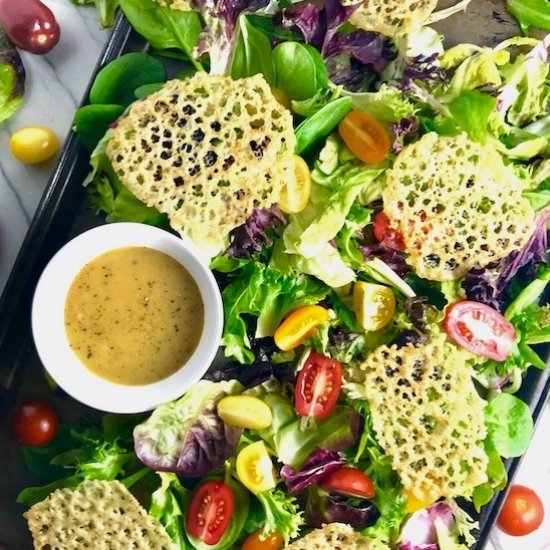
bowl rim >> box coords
[31,222,223,413]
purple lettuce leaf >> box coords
[281,4,323,47]
[389,115,420,154]
[399,502,454,549]
[226,206,286,258]
[281,448,346,493]
[464,209,550,310]
[359,243,410,277]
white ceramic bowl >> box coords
[32,222,223,413]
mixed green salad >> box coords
[13,1,550,548]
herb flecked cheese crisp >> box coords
[341,0,438,37]
[24,480,173,549]
[358,335,488,502]
[107,73,295,256]
[383,132,535,281]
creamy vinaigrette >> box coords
[64,246,204,385]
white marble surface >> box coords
[0,1,548,549]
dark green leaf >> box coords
[90,53,167,106]
[74,104,125,151]
[134,82,165,99]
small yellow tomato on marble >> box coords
[9,126,59,164]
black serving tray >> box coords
[1,4,549,549]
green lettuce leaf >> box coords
[256,489,304,545]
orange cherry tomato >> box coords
[273,305,329,351]
[242,529,284,550]
[338,110,391,164]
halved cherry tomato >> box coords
[321,467,375,499]
[444,301,516,361]
[186,480,234,545]
[274,305,329,351]
[338,110,391,165]
[278,155,311,214]
[217,395,272,430]
[242,529,284,550]
[353,281,395,332]
[10,399,58,446]
[373,212,405,251]
[497,485,544,536]
[294,351,342,420]
[236,441,277,494]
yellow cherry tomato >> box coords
[242,529,284,550]
[217,395,272,430]
[405,490,434,514]
[9,126,59,164]
[273,304,329,351]
[278,155,311,214]
[270,87,291,110]
[236,441,277,494]
[353,282,395,331]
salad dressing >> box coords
[64,246,204,385]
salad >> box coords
[12,0,550,548]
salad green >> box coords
[17,1,550,549]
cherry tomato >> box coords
[10,399,58,446]
[236,441,277,494]
[497,485,544,536]
[0,0,60,54]
[274,305,329,351]
[353,281,395,332]
[405,490,434,513]
[9,125,59,164]
[444,301,516,361]
[217,395,272,430]
[294,351,342,420]
[278,155,311,214]
[186,480,234,545]
[321,467,375,499]
[242,529,284,550]
[373,212,405,251]
[338,110,391,165]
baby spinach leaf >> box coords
[134,82,165,99]
[74,104,125,151]
[90,53,166,106]
[231,15,275,85]
[273,41,328,101]
[485,393,533,458]
[119,0,203,70]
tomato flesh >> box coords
[10,399,58,446]
[444,301,516,361]
[338,110,391,165]
[497,485,544,536]
[373,212,405,251]
[295,351,342,420]
[274,305,330,351]
[242,529,284,550]
[186,481,234,545]
[236,441,277,494]
[321,467,375,499]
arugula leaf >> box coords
[485,393,534,458]
[119,0,203,70]
[89,53,167,106]
[255,489,303,544]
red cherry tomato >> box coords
[242,529,284,550]
[0,0,60,54]
[373,212,405,251]
[497,485,544,536]
[10,399,58,446]
[294,351,342,420]
[321,467,376,499]
[444,301,516,361]
[338,110,391,165]
[186,480,234,545]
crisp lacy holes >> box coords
[383,132,535,281]
[358,335,488,502]
[24,480,173,549]
[107,73,295,255]
[340,0,438,37]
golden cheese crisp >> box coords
[357,335,488,502]
[383,132,535,281]
[24,479,173,550]
[152,0,191,10]
[341,0,438,37]
[284,523,388,550]
[107,73,295,256]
